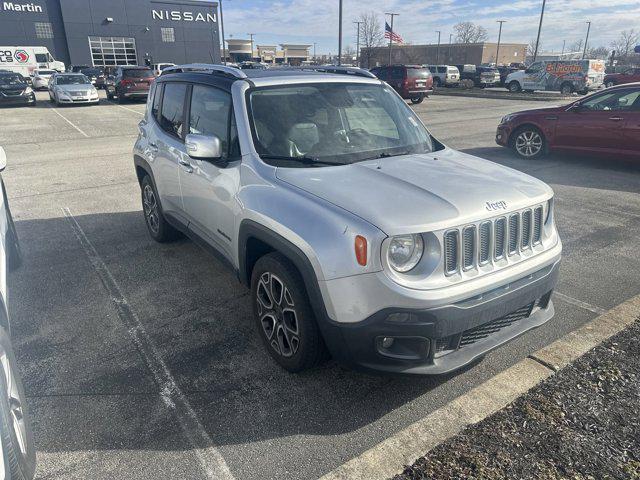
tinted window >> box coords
[159,83,187,138]
[56,75,90,85]
[407,68,429,79]
[0,74,25,85]
[151,83,162,119]
[123,69,154,79]
[390,67,404,79]
[188,85,232,157]
[582,89,640,111]
[35,54,47,63]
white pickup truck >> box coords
[0,47,65,77]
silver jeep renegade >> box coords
[133,64,562,375]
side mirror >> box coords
[0,147,7,172]
[185,133,223,161]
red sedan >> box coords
[496,83,640,159]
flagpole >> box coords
[386,12,399,66]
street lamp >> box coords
[353,21,362,66]
[338,0,343,65]
[532,0,546,63]
[496,20,506,65]
[582,21,591,59]
[435,30,441,64]
[219,0,227,64]
[247,33,255,62]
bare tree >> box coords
[526,38,539,58]
[343,45,356,65]
[358,11,385,68]
[587,46,610,60]
[569,39,584,54]
[454,22,488,43]
[610,29,639,58]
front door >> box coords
[554,88,639,154]
[179,84,240,261]
[522,62,544,90]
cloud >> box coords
[221,0,639,53]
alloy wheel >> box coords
[515,130,543,157]
[0,349,28,457]
[256,272,300,358]
[142,184,160,234]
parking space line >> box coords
[554,291,607,315]
[62,207,235,480]
[47,106,90,138]
[105,100,144,115]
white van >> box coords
[505,59,605,95]
[0,47,65,77]
[151,63,175,76]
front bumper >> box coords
[57,96,100,104]
[0,94,36,106]
[319,259,560,375]
[495,123,513,147]
[123,90,149,98]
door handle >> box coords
[608,117,623,121]
[178,158,194,173]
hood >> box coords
[0,84,27,91]
[57,84,94,92]
[511,105,567,116]
[275,148,553,235]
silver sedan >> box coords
[48,73,99,106]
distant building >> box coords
[225,40,311,65]
[362,42,527,67]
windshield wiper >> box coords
[259,155,346,166]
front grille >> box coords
[70,91,86,96]
[2,90,24,97]
[444,230,459,274]
[462,226,476,270]
[521,210,532,249]
[458,302,535,348]
[479,222,491,265]
[443,204,544,275]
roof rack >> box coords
[160,63,247,79]
[282,66,377,79]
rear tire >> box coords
[410,95,424,104]
[140,175,180,243]
[508,81,521,93]
[117,92,126,104]
[106,91,114,100]
[560,82,573,95]
[510,125,546,159]
[251,253,327,373]
[433,77,442,88]
[605,81,615,88]
[0,327,36,480]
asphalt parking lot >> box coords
[2,90,639,480]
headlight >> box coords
[545,198,553,224]
[500,114,514,124]
[388,234,424,272]
[24,87,33,94]
[58,91,71,99]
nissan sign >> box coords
[152,9,216,22]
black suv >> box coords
[369,65,433,104]
[106,66,155,103]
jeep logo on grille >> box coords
[486,200,508,211]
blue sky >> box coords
[217,0,639,54]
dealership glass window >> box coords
[160,83,187,139]
[35,22,54,39]
[161,28,175,43]
[188,85,234,158]
[88,37,137,67]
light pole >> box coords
[219,0,227,64]
[435,30,441,64]
[247,33,255,62]
[582,21,591,59]
[353,21,362,66]
[448,33,453,62]
[386,12,399,65]
[532,0,546,63]
[496,20,506,65]
[338,0,343,65]
[560,39,566,58]
[313,42,317,62]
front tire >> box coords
[117,90,126,104]
[508,81,521,93]
[0,327,36,480]
[251,253,327,372]
[560,82,573,95]
[140,175,179,242]
[511,125,546,159]
[410,95,424,105]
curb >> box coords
[319,293,640,480]
[433,89,572,102]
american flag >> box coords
[384,22,404,44]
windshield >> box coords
[123,69,154,79]
[0,74,25,85]
[407,68,430,79]
[248,83,433,167]
[82,68,103,76]
[36,70,56,76]
[57,75,90,85]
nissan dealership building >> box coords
[0,0,220,68]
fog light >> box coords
[497,134,503,140]
[382,337,395,349]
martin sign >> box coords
[152,9,216,22]
[2,2,43,12]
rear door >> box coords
[620,87,640,155]
[152,81,189,216]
